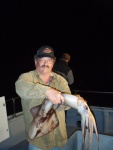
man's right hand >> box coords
[46,88,65,104]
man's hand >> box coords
[46,88,65,104]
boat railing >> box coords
[6,96,23,118]
[5,90,113,118]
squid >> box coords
[29,93,99,150]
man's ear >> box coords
[53,58,56,63]
[35,60,38,67]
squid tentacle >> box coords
[62,93,99,150]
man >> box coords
[53,53,74,86]
[15,45,71,150]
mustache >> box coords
[41,65,49,68]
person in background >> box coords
[15,45,71,150]
[53,53,74,87]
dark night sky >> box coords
[0,1,113,105]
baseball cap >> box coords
[35,45,56,59]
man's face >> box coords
[35,57,55,74]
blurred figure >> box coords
[53,53,74,86]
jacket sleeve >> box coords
[15,73,50,101]
[67,70,74,85]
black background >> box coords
[0,1,113,107]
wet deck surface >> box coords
[9,126,77,150]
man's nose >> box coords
[43,60,49,64]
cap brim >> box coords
[35,54,56,59]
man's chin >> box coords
[41,69,50,73]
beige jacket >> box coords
[15,70,71,150]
